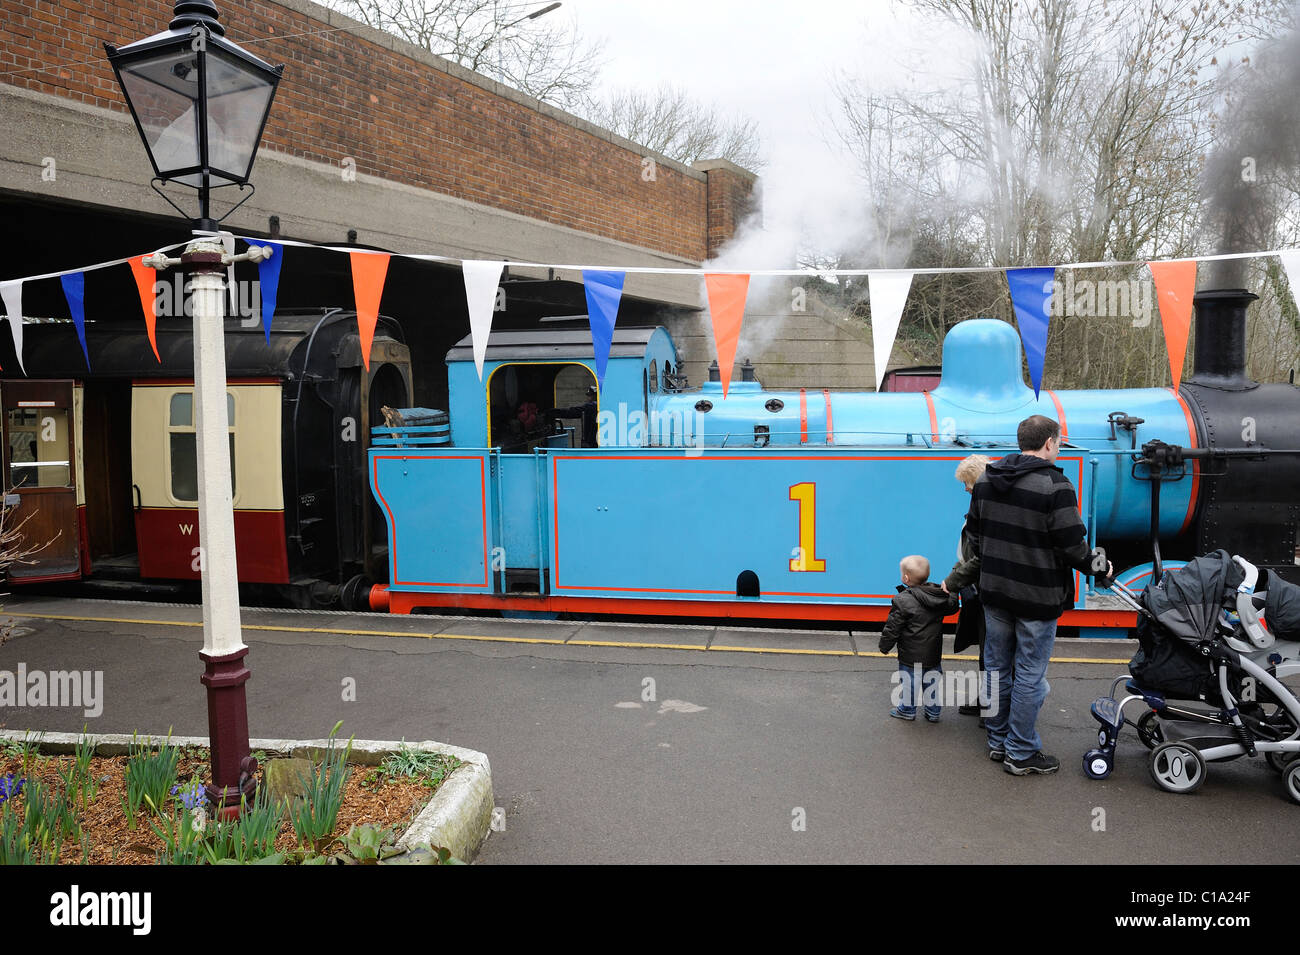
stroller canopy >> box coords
[1263,569,1300,639]
[1143,549,1243,643]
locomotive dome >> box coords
[932,318,1035,411]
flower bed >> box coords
[0,729,464,865]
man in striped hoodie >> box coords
[966,415,1110,775]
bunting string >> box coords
[221,234,1298,277]
[2,230,1300,394]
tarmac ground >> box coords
[1,593,1297,865]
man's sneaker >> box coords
[1003,751,1060,775]
[924,712,941,723]
[988,748,1005,762]
[958,704,981,716]
[889,707,916,721]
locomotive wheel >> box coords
[1285,762,1300,806]
[1083,749,1112,780]
[1136,711,1165,750]
[1149,742,1206,795]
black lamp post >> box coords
[105,0,283,232]
[105,0,283,818]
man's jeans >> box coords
[983,605,1057,760]
[894,663,943,720]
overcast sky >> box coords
[566,0,888,144]
[552,1,1268,269]
[558,1,951,266]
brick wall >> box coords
[694,160,759,259]
[0,0,746,263]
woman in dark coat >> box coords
[942,455,989,717]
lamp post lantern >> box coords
[105,0,283,232]
[106,0,284,817]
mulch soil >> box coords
[0,749,437,864]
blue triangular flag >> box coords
[582,270,625,388]
[60,272,89,369]
[246,240,282,343]
[1006,267,1056,398]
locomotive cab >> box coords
[443,327,680,450]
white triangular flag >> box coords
[867,271,914,391]
[462,260,505,381]
[0,280,25,374]
[1280,251,1300,311]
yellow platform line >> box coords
[8,611,1134,663]
[571,639,713,651]
[709,644,855,656]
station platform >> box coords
[1,593,1139,665]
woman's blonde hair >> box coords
[955,454,991,489]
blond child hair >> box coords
[955,454,991,490]
[900,555,930,584]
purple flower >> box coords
[171,780,206,811]
[0,774,24,804]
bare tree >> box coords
[321,0,604,110]
[831,0,1287,388]
[0,501,53,647]
[585,85,763,170]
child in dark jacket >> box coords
[879,555,959,722]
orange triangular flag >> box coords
[704,273,750,398]
[1148,260,1198,389]
[127,256,160,362]
[349,251,390,370]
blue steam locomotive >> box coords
[366,288,1300,635]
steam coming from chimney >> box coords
[1201,14,1300,287]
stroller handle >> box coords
[1232,556,1274,650]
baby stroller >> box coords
[1085,550,1300,803]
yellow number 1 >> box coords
[788,482,826,572]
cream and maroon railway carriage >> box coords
[2,309,411,606]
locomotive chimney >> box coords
[741,359,755,382]
[1188,288,1257,391]
[708,360,720,382]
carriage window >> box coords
[7,407,70,488]
[168,391,235,503]
[648,360,658,393]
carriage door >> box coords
[1,380,81,581]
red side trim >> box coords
[922,391,939,444]
[822,389,833,444]
[1047,390,1068,440]
[798,389,808,444]
[383,590,1138,629]
[372,455,489,588]
[1168,387,1200,535]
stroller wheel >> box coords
[1150,742,1207,795]
[1285,762,1300,806]
[1266,750,1299,775]
[1083,750,1112,780]
[1137,711,1165,750]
